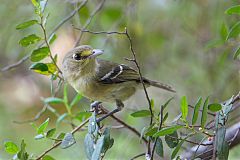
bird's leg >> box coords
[97,99,124,123]
[90,101,102,113]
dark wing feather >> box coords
[96,59,139,84]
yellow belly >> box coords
[71,77,137,103]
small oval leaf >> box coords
[180,96,188,121]
[131,110,151,117]
[16,20,38,30]
[30,47,50,62]
[155,138,164,157]
[165,131,179,148]
[19,34,41,47]
[4,141,19,154]
[37,118,49,134]
[208,103,222,112]
[42,155,55,160]
[46,128,56,138]
[30,63,48,72]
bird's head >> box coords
[62,45,104,79]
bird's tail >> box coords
[144,78,176,92]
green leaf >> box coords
[46,128,56,138]
[163,97,174,110]
[30,63,57,75]
[201,97,209,128]
[145,127,158,136]
[84,133,94,160]
[91,136,105,160]
[16,20,38,30]
[180,96,188,121]
[153,126,182,137]
[155,138,164,157]
[226,21,240,40]
[225,5,240,15]
[37,118,49,134]
[220,23,228,40]
[60,133,76,149]
[171,138,185,159]
[31,0,40,7]
[131,110,151,117]
[162,112,168,124]
[31,0,41,15]
[192,97,202,125]
[44,97,64,104]
[49,34,57,44]
[4,141,19,154]
[19,34,41,47]
[102,128,114,153]
[233,46,240,59]
[208,103,222,112]
[70,94,82,108]
[150,99,154,110]
[55,133,65,142]
[17,140,28,160]
[165,131,179,148]
[30,47,50,62]
[42,155,55,160]
[30,62,48,72]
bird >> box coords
[62,45,175,121]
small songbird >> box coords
[62,45,175,119]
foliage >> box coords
[0,0,239,160]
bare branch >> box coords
[74,0,106,47]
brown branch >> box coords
[100,106,148,144]
[1,0,88,72]
[130,153,145,160]
[74,0,106,47]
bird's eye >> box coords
[72,53,81,61]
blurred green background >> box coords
[0,0,239,159]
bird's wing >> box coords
[96,59,139,84]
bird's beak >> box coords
[89,49,104,58]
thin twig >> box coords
[36,118,89,160]
[1,0,88,72]
[100,106,148,144]
[130,153,145,160]
[125,28,154,159]
[74,0,106,47]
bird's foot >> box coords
[96,99,124,122]
[90,101,102,113]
